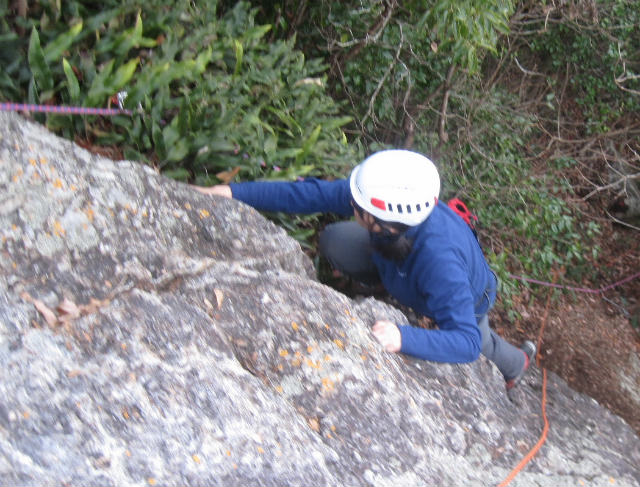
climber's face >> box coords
[351,200,399,235]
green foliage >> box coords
[1,0,358,184]
[252,0,515,147]
[526,1,640,132]
[416,0,513,73]
[434,89,601,302]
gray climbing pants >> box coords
[319,221,525,380]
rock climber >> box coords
[194,149,535,392]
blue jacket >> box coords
[229,178,497,364]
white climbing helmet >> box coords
[349,149,440,226]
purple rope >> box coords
[509,270,640,295]
[0,102,132,116]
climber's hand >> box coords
[372,320,401,353]
[192,184,232,198]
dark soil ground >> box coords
[494,222,640,436]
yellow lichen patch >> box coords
[321,377,334,392]
[333,339,344,349]
[291,358,301,367]
[192,454,201,464]
[29,158,37,166]
[148,478,156,485]
[257,446,264,454]
[308,418,320,432]
[305,358,321,369]
[277,364,283,371]
[360,354,367,361]
[53,178,63,189]
[294,351,302,358]
[199,209,210,218]
[275,385,283,393]
[291,321,299,331]
[84,207,95,221]
[226,450,231,457]
[39,156,47,164]
[324,354,331,362]
[278,349,289,357]
[184,203,192,210]
[53,221,65,237]
[306,345,314,353]
[12,168,24,182]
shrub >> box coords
[0,0,359,184]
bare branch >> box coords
[361,21,405,129]
[437,64,456,145]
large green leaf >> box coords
[44,21,83,64]
[27,28,53,97]
[62,58,80,101]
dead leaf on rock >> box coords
[21,292,58,327]
[214,289,224,309]
[57,297,81,320]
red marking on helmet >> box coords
[370,198,387,211]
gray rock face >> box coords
[1,111,639,486]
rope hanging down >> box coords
[497,273,556,487]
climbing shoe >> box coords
[505,340,536,391]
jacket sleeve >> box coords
[398,248,482,363]
[229,178,353,216]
